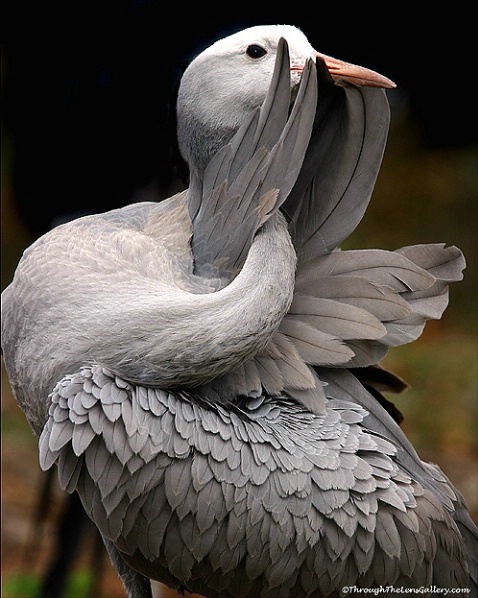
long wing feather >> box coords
[283,57,391,259]
[288,295,387,340]
[276,244,465,403]
[188,39,318,279]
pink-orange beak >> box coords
[313,51,396,88]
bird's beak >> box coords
[313,51,396,88]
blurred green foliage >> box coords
[2,570,96,598]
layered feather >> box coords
[39,365,470,596]
[213,243,465,415]
[279,244,465,369]
[283,57,390,259]
[185,44,466,419]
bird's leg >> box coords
[102,537,153,598]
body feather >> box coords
[38,365,471,596]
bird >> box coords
[2,24,477,598]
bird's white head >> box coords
[177,25,395,176]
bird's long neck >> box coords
[177,63,255,180]
[100,212,296,388]
[1,208,295,434]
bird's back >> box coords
[1,192,202,433]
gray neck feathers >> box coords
[103,212,297,387]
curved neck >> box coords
[102,212,296,388]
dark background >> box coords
[2,3,476,240]
[2,3,477,597]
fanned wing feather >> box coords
[296,249,436,291]
[397,243,466,282]
[276,244,466,384]
[283,57,391,259]
[288,295,387,340]
[279,318,354,366]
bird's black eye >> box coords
[246,44,267,59]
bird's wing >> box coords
[317,365,478,593]
[285,243,465,366]
[188,51,466,414]
[211,243,465,414]
[266,60,465,413]
[283,56,390,260]
[188,38,317,280]
[38,364,470,595]
[263,60,465,413]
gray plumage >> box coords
[2,24,476,598]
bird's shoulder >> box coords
[11,191,193,285]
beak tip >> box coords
[315,50,396,90]
[382,77,397,90]
[376,79,397,90]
